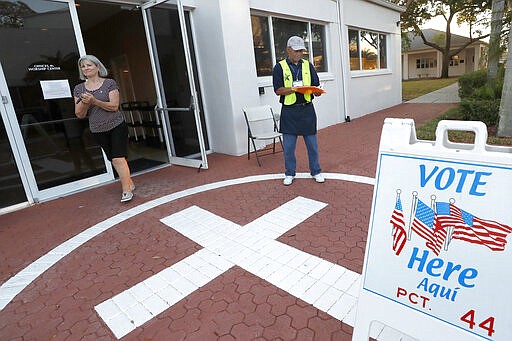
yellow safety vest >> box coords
[279,59,311,105]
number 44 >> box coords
[460,310,495,337]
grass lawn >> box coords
[405,77,512,146]
[402,77,459,101]
[416,107,512,146]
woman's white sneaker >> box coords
[121,192,133,202]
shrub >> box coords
[459,98,501,126]
[458,69,487,99]
[457,67,504,126]
[472,78,503,100]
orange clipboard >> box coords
[291,86,326,95]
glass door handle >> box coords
[0,89,7,104]
[155,107,189,112]
[189,96,195,111]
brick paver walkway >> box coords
[0,102,456,340]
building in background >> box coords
[401,28,488,80]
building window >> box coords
[379,34,387,69]
[250,14,327,76]
[348,28,388,71]
[251,15,273,76]
[311,23,326,72]
[416,58,436,69]
[349,29,360,70]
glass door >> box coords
[141,0,208,169]
[0,66,31,211]
[0,0,111,207]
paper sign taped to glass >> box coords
[353,118,512,341]
[291,85,326,95]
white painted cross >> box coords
[95,196,362,339]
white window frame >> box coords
[250,12,328,79]
[348,27,391,77]
[416,57,436,69]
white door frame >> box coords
[0,0,114,208]
[141,0,208,170]
[0,63,34,208]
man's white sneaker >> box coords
[313,173,325,183]
[283,175,295,186]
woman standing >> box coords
[74,55,135,202]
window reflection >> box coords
[0,0,105,191]
[311,24,326,72]
[272,17,308,63]
[251,15,272,77]
[360,31,378,70]
[250,14,327,76]
[349,28,388,71]
[0,117,26,207]
[379,34,387,69]
[349,29,360,70]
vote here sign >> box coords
[353,119,512,341]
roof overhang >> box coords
[363,0,405,13]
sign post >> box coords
[353,119,512,340]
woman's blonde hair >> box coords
[77,55,108,80]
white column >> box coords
[402,53,409,80]
[436,50,442,78]
[475,44,482,70]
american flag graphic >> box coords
[450,204,512,251]
[411,199,442,255]
[435,202,463,228]
[411,199,435,241]
[390,196,407,256]
[430,202,450,252]
[403,196,511,254]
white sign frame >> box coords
[353,119,512,341]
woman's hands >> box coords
[74,88,120,119]
[75,93,91,119]
[79,92,96,105]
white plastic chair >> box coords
[242,105,283,166]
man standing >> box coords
[272,36,325,186]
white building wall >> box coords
[401,43,486,80]
[402,53,409,80]
[342,0,403,120]
[192,0,259,155]
[249,0,344,134]
[406,51,438,79]
[465,47,475,73]
[436,50,442,77]
[192,0,402,156]
[448,50,466,77]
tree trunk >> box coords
[441,53,450,78]
[487,0,505,80]
[497,25,512,137]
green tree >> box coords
[497,24,512,136]
[396,0,493,78]
[487,0,506,80]
[0,0,34,28]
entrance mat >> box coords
[127,158,166,174]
